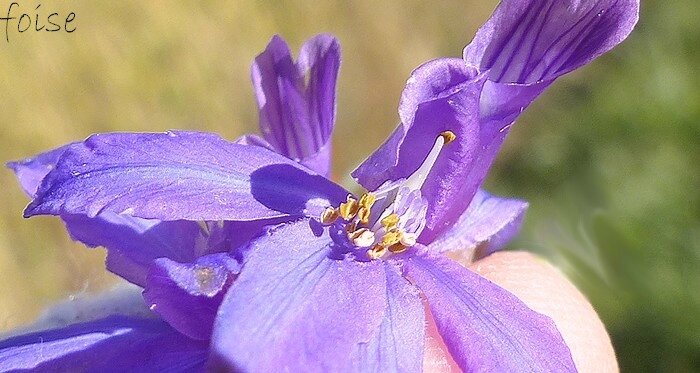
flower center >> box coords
[320,131,455,259]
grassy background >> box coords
[0,1,697,371]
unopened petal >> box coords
[465,0,640,84]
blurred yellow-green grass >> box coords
[0,1,698,371]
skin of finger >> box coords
[422,251,618,373]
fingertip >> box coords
[469,251,618,373]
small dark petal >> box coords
[252,34,340,177]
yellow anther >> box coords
[339,196,359,220]
[346,221,357,234]
[367,245,387,260]
[440,130,457,145]
[381,231,403,247]
[320,207,339,225]
[358,193,377,210]
[388,243,409,254]
[357,207,371,225]
[380,213,400,229]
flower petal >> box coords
[7,142,76,198]
[252,34,340,177]
[210,219,387,371]
[353,59,489,242]
[429,189,528,258]
[143,253,240,341]
[464,0,640,84]
[352,261,425,372]
[403,251,576,372]
[0,316,208,371]
[62,214,204,286]
[25,131,348,221]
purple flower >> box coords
[2,0,638,371]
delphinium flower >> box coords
[1,0,638,371]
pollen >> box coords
[380,213,400,229]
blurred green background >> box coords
[0,1,697,371]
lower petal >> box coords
[143,253,240,341]
[402,251,576,372]
[210,219,387,372]
[63,213,204,287]
[352,261,426,372]
[0,316,208,372]
[429,189,528,259]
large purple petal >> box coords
[353,59,489,242]
[464,0,640,84]
[7,142,77,198]
[0,316,208,372]
[429,189,528,258]
[252,34,340,177]
[144,253,240,341]
[403,251,576,372]
[25,131,348,221]
[210,219,387,372]
[352,261,425,372]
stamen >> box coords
[349,228,375,247]
[440,130,456,144]
[380,231,403,247]
[380,213,399,229]
[357,207,371,225]
[358,193,377,210]
[403,132,456,192]
[339,195,359,220]
[388,243,409,254]
[320,207,339,225]
[400,232,417,247]
[367,245,387,260]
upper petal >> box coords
[25,131,348,221]
[353,59,489,242]
[464,0,640,84]
[429,189,528,259]
[210,219,387,372]
[252,34,340,177]
[351,261,426,373]
[143,253,240,341]
[402,251,576,372]
[0,316,208,372]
